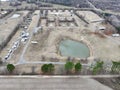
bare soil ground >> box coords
[94,77,120,90]
[0,11,29,64]
[0,10,119,75]
[84,30,120,61]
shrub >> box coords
[7,64,15,73]
[75,62,82,72]
[41,64,55,74]
[48,63,54,73]
[65,61,74,73]
[111,61,120,73]
[92,61,104,75]
[41,64,49,73]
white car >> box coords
[5,53,10,60]
[8,49,12,53]
[14,41,19,46]
[112,34,120,37]
[25,33,29,37]
[5,56,8,60]
[12,45,17,49]
[21,38,26,42]
[24,26,28,29]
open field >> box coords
[0,8,119,75]
[0,11,29,50]
[0,2,119,90]
[0,1,120,90]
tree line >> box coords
[5,60,120,75]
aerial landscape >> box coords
[0,0,120,90]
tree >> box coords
[65,61,74,73]
[7,64,15,73]
[75,62,82,72]
[48,63,54,73]
[41,64,55,74]
[41,64,48,73]
[92,61,104,75]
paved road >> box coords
[0,76,113,90]
[86,0,98,10]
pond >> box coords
[59,39,90,58]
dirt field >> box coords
[0,9,119,75]
[76,11,104,23]
[0,11,29,63]
[24,10,120,65]
[0,11,29,49]
[84,30,120,61]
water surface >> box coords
[59,39,90,58]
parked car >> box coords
[112,34,120,37]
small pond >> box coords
[59,39,90,58]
